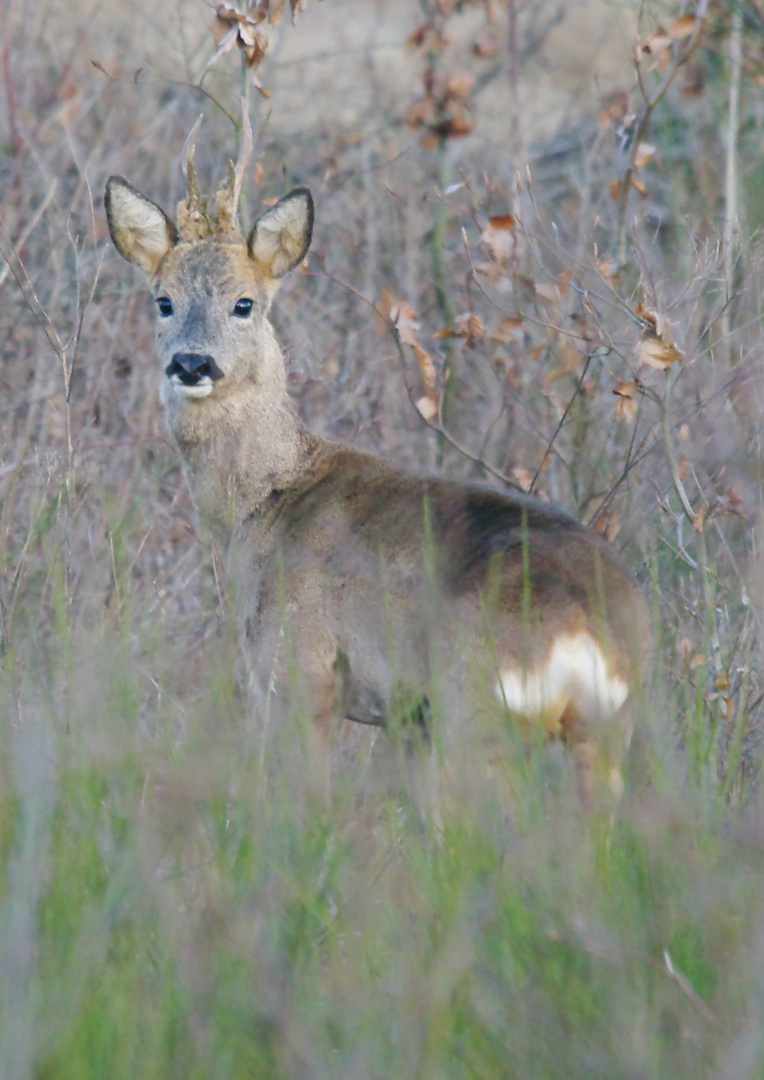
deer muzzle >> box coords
[166,353,224,391]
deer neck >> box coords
[162,371,316,549]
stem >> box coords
[432,137,457,460]
[507,0,521,165]
[721,5,742,355]
[1,0,21,153]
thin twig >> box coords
[618,0,710,261]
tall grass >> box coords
[1,1,764,1076]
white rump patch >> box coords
[495,632,628,726]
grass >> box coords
[2,0,764,1076]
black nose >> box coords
[166,353,224,386]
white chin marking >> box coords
[169,377,213,399]
[495,632,629,724]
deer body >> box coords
[105,171,650,796]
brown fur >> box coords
[105,173,651,799]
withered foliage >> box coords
[405,0,496,148]
[208,0,321,90]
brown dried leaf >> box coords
[454,312,484,339]
[206,24,239,71]
[595,260,618,281]
[669,13,699,39]
[412,343,437,388]
[594,509,622,541]
[290,0,308,23]
[641,27,674,72]
[389,299,420,346]
[268,0,288,24]
[635,302,658,328]
[490,317,523,343]
[635,142,657,171]
[406,97,438,130]
[211,6,269,69]
[692,507,707,533]
[408,24,449,52]
[415,395,439,421]
[472,34,499,59]
[512,467,533,493]
[613,380,638,423]
[637,336,683,369]
[535,283,559,306]
[445,115,474,139]
[481,215,516,264]
[446,72,476,99]
[251,71,271,97]
[599,90,633,128]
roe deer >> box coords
[104,151,650,801]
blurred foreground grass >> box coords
[1,517,763,1080]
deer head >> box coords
[104,170,313,404]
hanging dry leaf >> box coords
[669,13,700,39]
[535,283,559,306]
[446,72,476,98]
[480,215,516,264]
[641,27,674,72]
[388,299,420,346]
[613,380,639,423]
[635,142,657,171]
[692,507,707,533]
[595,260,618,281]
[415,395,439,421]
[637,336,683,369]
[512,467,533,492]
[212,5,269,70]
[489,317,523,343]
[594,509,621,542]
[454,312,484,340]
[384,297,438,388]
[472,34,500,59]
[412,343,437,388]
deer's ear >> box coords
[248,187,313,280]
[105,176,178,276]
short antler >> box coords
[177,115,212,240]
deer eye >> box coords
[233,298,253,318]
[156,297,173,317]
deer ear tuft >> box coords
[247,187,313,280]
[105,176,178,276]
